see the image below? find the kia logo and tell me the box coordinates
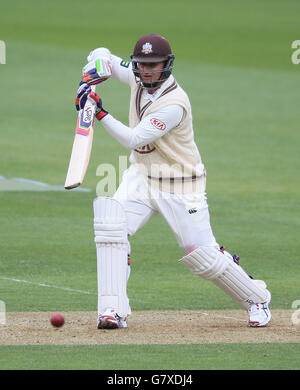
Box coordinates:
[150,118,166,131]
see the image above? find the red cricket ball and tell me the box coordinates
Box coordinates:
[50,313,65,328]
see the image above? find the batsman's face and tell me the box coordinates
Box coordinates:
[138,62,165,85]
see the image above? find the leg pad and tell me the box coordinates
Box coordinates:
[94,197,130,317]
[179,246,269,309]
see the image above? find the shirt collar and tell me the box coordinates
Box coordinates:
[145,75,175,102]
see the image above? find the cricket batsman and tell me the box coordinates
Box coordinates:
[75,34,272,329]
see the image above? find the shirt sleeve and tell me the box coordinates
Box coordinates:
[111,55,136,86]
[100,104,184,150]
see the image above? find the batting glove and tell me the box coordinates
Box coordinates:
[75,82,91,111]
[82,57,112,86]
[75,83,108,120]
[87,48,112,63]
[89,90,109,120]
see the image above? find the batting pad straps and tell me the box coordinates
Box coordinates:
[93,197,130,318]
[179,246,269,310]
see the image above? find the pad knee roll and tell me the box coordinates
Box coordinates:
[179,246,269,310]
[94,197,128,245]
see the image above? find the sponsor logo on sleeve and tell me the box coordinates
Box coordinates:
[120,60,130,68]
[150,118,166,131]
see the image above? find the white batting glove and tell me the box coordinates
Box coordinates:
[87,47,112,63]
[82,48,112,84]
[81,57,112,86]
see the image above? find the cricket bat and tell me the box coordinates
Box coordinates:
[64,86,96,190]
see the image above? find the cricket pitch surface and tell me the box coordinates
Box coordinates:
[0,310,299,345]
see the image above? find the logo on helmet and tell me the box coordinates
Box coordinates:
[142,42,153,55]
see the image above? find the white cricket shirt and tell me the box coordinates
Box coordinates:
[100,55,184,150]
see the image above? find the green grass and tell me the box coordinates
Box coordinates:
[0,190,298,312]
[1,0,299,70]
[0,0,300,370]
[0,191,299,312]
[0,344,299,370]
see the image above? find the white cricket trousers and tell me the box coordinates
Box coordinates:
[113,165,217,254]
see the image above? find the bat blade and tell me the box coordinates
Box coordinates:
[64,92,96,190]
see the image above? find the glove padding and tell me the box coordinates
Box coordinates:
[75,83,108,120]
[87,47,111,63]
[82,57,112,86]
[75,82,91,111]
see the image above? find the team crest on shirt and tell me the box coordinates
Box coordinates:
[142,42,153,55]
[150,118,166,131]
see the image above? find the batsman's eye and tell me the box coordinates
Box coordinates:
[138,62,157,69]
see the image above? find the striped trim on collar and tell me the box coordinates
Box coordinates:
[135,79,178,121]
